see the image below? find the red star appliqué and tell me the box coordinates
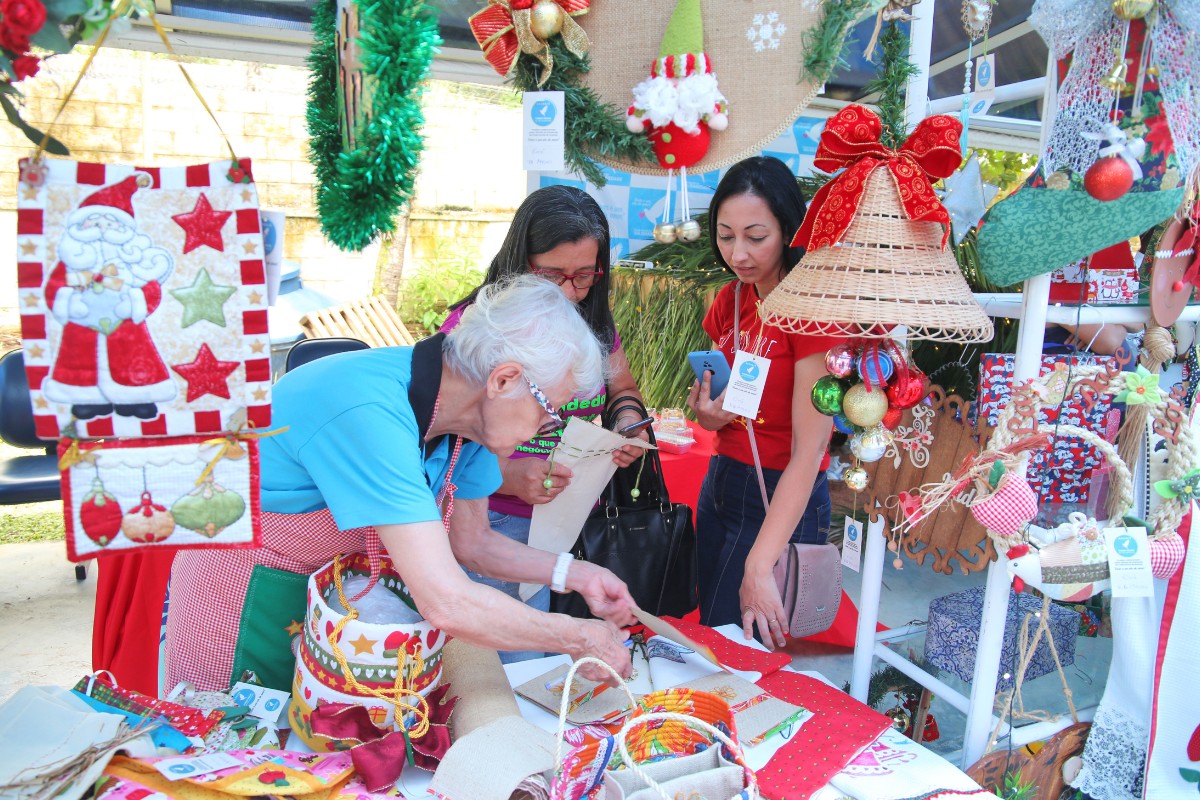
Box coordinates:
[172,344,239,401]
[172,193,232,254]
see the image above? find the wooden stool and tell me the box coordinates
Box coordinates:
[299,295,416,348]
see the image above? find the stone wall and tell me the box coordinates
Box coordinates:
[0,47,525,317]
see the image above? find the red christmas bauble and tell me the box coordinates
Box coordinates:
[886,368,927,410]
[80,479,122,547]
[649,122,711,170]
[882,407,904,429]
[1084,155,1134,202]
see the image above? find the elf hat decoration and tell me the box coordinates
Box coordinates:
[625,0,727,170]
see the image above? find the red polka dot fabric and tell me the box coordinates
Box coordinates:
[661,617,792,676]
[754,671,893,799]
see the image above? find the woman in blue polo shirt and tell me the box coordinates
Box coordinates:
[164,277,636,691]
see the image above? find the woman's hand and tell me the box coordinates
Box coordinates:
[501,457,573,505]
[567,619,633,685]
[570,561,637,626]
[739,567,789,650]
[687,373,737,431]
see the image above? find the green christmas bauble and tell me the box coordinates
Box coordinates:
[172,477,246,539]
[811,376,850,416]
[842,383,889,428]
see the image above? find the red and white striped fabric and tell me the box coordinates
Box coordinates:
[16,158,271,439]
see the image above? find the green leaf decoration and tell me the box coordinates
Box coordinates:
[988,460,1006,491]
[1122,514,1150,530]
[1180,767,1200,783]
[1115,366,1163,406]
[31,21,75,54]
[1155,479,1180,500]
[306,0,440,251]
[1155,468,1200,501]
[0,94,69,155]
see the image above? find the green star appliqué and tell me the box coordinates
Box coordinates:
[171,268,236,328]
[1115,366,1163,406]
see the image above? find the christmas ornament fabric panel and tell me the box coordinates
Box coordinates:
[17,159,272,440]
[59,434,261,562]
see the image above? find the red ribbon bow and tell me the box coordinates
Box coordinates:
[468,0,590,81]
[792,104,963,252]
[308,684,456,793]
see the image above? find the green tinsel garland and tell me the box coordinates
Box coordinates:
[305,0,440,251]
[863,22,919,149]
[512,39,654,188]
[801,0,874,86]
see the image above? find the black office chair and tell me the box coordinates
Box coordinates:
[284,337,370,373]
[0,350,84,578]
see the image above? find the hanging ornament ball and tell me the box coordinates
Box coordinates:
[882,407,904,430]
[811,376,850,416]
[678,219,703,242]
[1111,0,1156,20]
[886,707,912,733]
[825,343,857,378]
[543,477,554,490]
[630,488,641,499]
[849,426,892,464]
[842,383,889,428]
[844,467,869,493]
[80,478,123,548]
[171,477,247,539]
[529,0,565,39]
[121,491,176,544]
[1084,155,1135,202]
[855,351,894,384]
[886,367,928,410]
[653,222,678,244]
[893,557,905,570]
[832,413,859,435]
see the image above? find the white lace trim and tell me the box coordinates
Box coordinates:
[1071,688,1149,800]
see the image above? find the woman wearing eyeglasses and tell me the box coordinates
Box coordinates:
[442,185,645,661]
[165,277,636,692]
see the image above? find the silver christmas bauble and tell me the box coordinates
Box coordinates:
[844,467,869,493]
[849,425,892,463]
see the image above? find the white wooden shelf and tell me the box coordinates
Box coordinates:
[973,293,1200,325]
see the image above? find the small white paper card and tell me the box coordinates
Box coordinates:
[154,752,242,781]
[1104,526,1154,598]
[523,91,565,171]
[841,516,862,572]
[525,417,655,599]
[970,53,996,116]
[722,351,770,419]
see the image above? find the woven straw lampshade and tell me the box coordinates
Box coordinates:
[760,168,994,343]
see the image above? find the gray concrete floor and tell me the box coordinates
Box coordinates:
[0,542,96,704]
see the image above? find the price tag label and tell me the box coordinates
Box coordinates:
[1104,526,1154,598]
[154,752,242,781]
[523,91,565,172]
[231,682,291,724]
[841,516,862,572]
[970,53,997,116]
[721,351,771,419]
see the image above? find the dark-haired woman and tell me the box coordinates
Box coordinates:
[686,156,842,649]
[442,184,645,660]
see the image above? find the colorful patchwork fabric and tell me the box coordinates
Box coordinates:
[102,750,355,798]
[73,674,223,738]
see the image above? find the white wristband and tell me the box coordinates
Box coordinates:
[551,552,574,594]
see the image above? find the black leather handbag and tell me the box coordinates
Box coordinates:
[551,397,699,619]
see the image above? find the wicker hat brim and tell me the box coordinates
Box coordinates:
[576,0,825,176]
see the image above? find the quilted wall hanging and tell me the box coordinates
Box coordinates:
[59,434,261,562]
[16,159,272,440]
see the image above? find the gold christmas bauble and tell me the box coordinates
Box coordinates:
[653,222,678,244]
[842,383,889,428]
[1111,0,1155,19]
[845,467,869,493]
[530,0,565,39]
[886,706,912,733]
[678,219,703,242]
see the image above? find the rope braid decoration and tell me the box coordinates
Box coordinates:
[329,554,434,739]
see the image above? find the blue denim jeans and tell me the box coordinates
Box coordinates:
[696,455,830,628]
[464,510,550,663]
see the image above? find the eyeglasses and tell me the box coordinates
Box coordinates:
[524,375,567,436]
[529,262,604,289]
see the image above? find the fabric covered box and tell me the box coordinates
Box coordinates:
[923,587,1080,689]
[976,353,1117,507]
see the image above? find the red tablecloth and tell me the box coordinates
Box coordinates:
[657,421,879,648]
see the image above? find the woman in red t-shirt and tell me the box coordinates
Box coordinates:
[686,157,841,648]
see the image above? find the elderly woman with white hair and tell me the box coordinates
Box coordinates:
[164,276,636,691]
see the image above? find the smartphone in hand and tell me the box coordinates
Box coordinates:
[618,418,654,437]
[687,350,732,399]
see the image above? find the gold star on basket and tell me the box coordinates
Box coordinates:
[349,633,377,655]
[285,619,304,637]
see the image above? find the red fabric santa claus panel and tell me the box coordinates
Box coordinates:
[16,159,271,439]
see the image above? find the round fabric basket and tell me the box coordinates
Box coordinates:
[759,168,994,343]
[288,552,446,751]
[575,0,825,175]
